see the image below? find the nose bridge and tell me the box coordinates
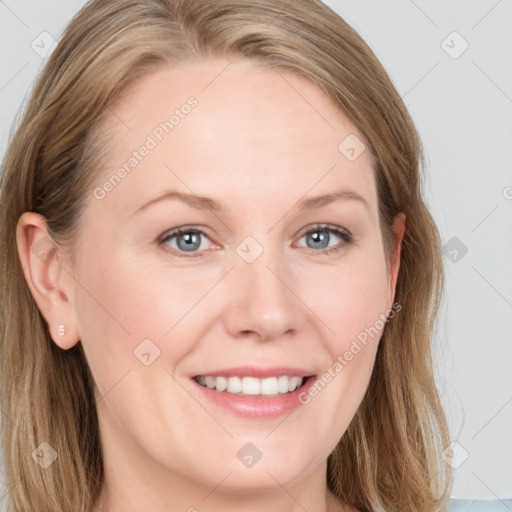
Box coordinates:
[226,235,301,339]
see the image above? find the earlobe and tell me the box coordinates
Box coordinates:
[16,212,80,350]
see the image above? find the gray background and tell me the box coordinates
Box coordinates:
[1,0,511,502]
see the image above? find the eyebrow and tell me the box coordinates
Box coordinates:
[131,189,370,216]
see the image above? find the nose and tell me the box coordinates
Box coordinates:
[224,245,304,342]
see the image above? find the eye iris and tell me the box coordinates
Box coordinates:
[177,232,201,252]
[307,230,329,249]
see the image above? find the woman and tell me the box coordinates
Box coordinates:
[0,1,453,510]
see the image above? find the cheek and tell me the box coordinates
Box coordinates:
[289,260,389,453]
[72,244,218,390]
[297,249,389,403]
[304,251,390,348]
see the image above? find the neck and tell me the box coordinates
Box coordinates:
[94,485,345,512]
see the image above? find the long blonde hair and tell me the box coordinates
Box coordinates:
[0,1,452,510]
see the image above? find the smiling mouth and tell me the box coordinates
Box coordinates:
[192,374,314,397]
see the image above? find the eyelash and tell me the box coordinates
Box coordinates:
[157,224,353,259]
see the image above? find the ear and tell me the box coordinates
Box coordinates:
[386,212,406,310]
[16,212,80,350]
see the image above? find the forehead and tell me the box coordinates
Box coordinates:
[88,57,377,219]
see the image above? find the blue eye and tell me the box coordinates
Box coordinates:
[159,228,211,256]
[296,224,353,255]
[157,224,352,259]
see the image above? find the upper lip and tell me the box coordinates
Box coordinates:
[192,365,315,379]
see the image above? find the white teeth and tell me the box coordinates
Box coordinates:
[261,377,278,395]
[288,376,302,392]
[277,375,289,393]
[242,377,260,395]
[215,376,227,392]
[226,376,242,393]
[204,376,216,389]
[195,375,306,395]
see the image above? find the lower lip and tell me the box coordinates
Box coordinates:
[191,376,317,418]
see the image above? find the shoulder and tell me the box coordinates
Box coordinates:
[449,499,512,511]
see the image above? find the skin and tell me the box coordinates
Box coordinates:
[17,56,405,512]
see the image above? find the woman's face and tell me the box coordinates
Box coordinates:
[56,57,404,501]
